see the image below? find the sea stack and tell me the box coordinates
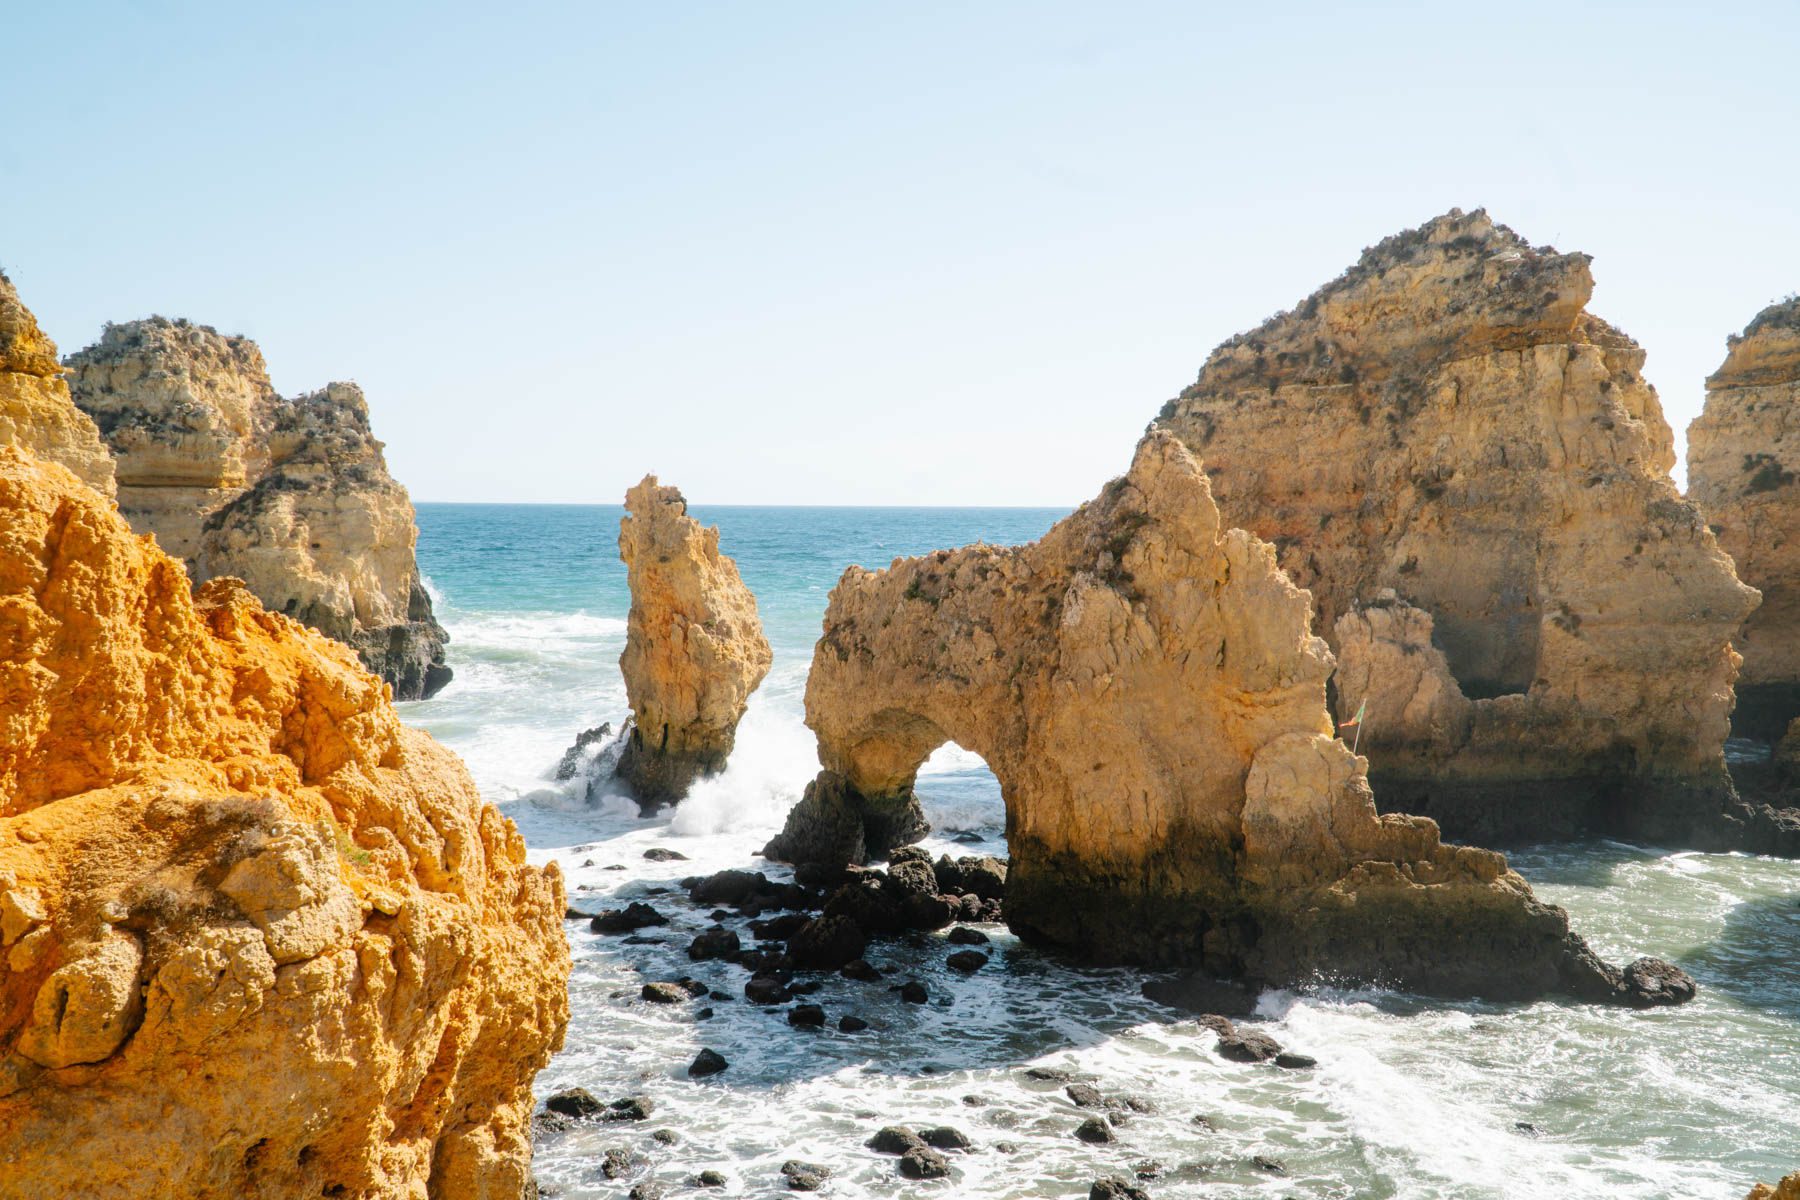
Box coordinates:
[0,446,569,1198]
[65,318,453,699]
[615,474,772,805]
[1688,297,1800,743]
[1155,209,1761,849]
[765,431,1689,1004]
[0,271,116,495]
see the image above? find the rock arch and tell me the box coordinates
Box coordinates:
[767,432,1686,1002]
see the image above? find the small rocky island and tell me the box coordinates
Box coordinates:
[614,474,772,805]
[65,318,453,699]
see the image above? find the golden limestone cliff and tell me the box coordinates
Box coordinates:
[0,272,116,497]
[1155,209,1766,849]
[615,475,772,805]
[65,318,452,699]
[1750,1173,1800,1200]
[1689,297,1800,743]
[764,432,1691,1002]
[0,447,568,1199]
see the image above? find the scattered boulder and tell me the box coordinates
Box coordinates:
[841,958,883,981]
[788,1004,827,1028]
[1620,957,1697,1007]
[789,915,868,970]
[1140,973,1260,1017]
[628,1182,666,1200]
[604,1097,655,1122]
[644,847,689,862]
[1274,1052,1317,1070]
[1066,1083,1105,1108]
[592,903,669,934]
[545,1088,604,1119]
[1216,1030,1283,1064]
[867,1127,926,1155]
[1091,1178,1152,1200]
[694,1171,728,1189]
[745,976,791,1006]
[839,1014,869,1032]
[640,982,693,1005]
[1074,1117,1115,1145]
[946,949,989,973]
[899,981,929,1004]
[947,926,990,946]
[899,1146,951,1179]
[919,1127,971,1151]
[690,869,770,906]
[688,1049,729,1078]
[687,926,742,961]
[780,1160,831,1191]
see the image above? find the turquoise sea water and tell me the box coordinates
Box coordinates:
[405,502,1800,1200]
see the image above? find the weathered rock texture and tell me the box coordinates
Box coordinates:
[0,446,568,1199]
[0,272,116,496]
[615,475,771,805]
[66,318,452,699]
[765,431,1686,1002]
[1689,297,1800,742]
[1750,1172,1800,1200]
[1155,209,1761,848]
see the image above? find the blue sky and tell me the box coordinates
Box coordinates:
[5,2,1797,504]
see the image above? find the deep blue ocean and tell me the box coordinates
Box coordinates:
[402,502,1799,1200]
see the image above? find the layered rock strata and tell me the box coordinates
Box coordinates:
[0,272,116,495]
[1156,209,1761,848]
[615,475,772,805]
[65,318,452,699]
[0,446,568,1198]
[765,431,1688,1002]
[1688,297,1800,742]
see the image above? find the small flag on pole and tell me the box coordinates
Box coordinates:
[1338,698,1366,729]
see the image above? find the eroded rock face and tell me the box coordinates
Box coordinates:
[0,446,568,1199]
[1689,297,1800,742]
[1156,209,1759,847]
[65,318,452,699]
[0,272,116,496]
[1750,1172,1800,1200]
[615,475,771,805]
[765,431,1681,1001]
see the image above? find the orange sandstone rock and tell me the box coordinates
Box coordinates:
[615,474,771,805]
[0,446,568,1199]
[0,271,116,497]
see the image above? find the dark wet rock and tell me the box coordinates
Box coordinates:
[591,903,669,933]
[1090,1178,1151,1200]
[651,1128,679,1145]
[824,874,906,936]
[621,935,665,946]
[752,912,810,941]
[1074,1117,1114,1144]
[1190,1115,1217,1131]
[946,949,989,973]
[737,948,792,975]
[1119,1096,1157,1115]
[867,1127,926,1155]
[780,1160,831,1191]
[532,1108,574,1138]
[788,1003,827,1028]
[1066,1083,1105,1108]
[694,1171,727,1188]
[953,893,983,920]
[643,847,689,861]
[899,1146,951,1179]
[888,858,939,897]
[688,1048,729,1078]
[601,1147,641,1178]
[947,926,990,946]
[1024,1066,1074,1082]
[1252,1155,1286,1175]
[544,1087,604,1119]
[1274,1052,1317,1070]
[789,915,868,970]
[628,1182,666,1200]
[919,1127,971,1151]
[961,1094,985,1107]
[1514,1121,1539,1136]
[1189,1014,1237,1038]
[888,846,934,867]
[1131,1161,1163,1179]
[903,892,956,929]
[790,980,824,996]
[1216,1029,1283,1063]
[690,869,770,906]
[641,982,690,1005]
[898,981,929,1004]
[695,1007,714,1020]
[745,975,791,1005]
[687,926,742,961]
[1620,957,1697,1007]
[956,856,1008,900]
[995,1141,1019,1154]
[953,830,986,844]
[553,722,613,780]
[1140,972,1260,1017]
[839,1014,869,1032]
[793,860,849,889]
[605,1096,655,1122]
[978,898,1004,922]
[604,864,628,871]
[563,906,590,921]
[840,958,882,981]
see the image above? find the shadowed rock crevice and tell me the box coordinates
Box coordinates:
[765,431,1687,1004]
[1155,208,1762,851]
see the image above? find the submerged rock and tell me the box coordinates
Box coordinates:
[0,449,567,1197]
[614,475,772,805]
[66,318,454,698]
[1157,209,1757,850]
[780,1160,831,1191]
[553,722,615,781]
[899,1146,951,1178]
[763,430,1676,1003]
[688,1048,729,1078]
[1091,1178,1152,1200]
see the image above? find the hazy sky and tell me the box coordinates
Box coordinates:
[5,2,1797,504]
